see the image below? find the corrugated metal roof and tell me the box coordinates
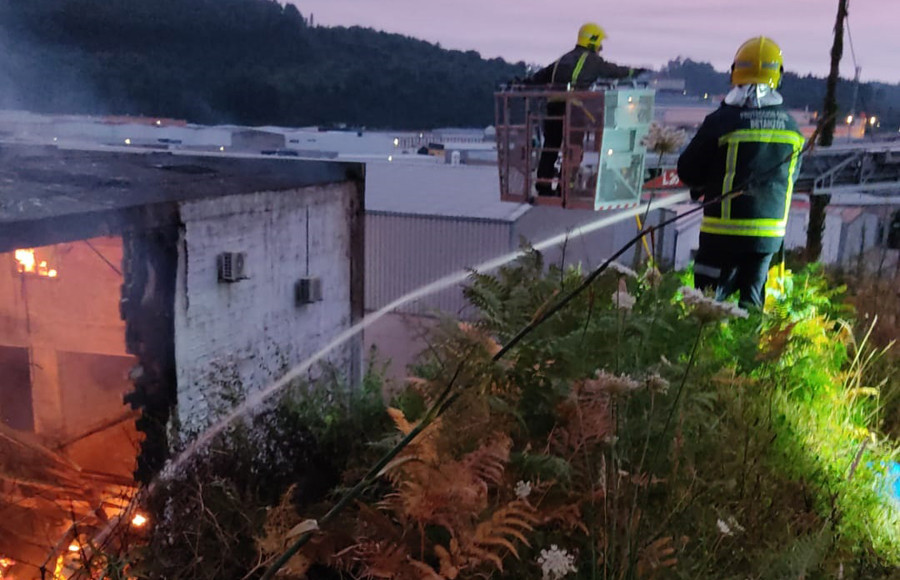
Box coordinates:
[365,163,530,222]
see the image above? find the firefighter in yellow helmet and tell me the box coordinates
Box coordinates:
[526,23,643,196]
[677,37,805,308]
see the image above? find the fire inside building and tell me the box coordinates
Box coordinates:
[0,144,364,579]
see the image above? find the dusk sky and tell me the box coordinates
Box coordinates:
[290,0,899,84]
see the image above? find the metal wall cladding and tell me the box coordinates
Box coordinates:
[365,213,512,317]
[513,205,643,272]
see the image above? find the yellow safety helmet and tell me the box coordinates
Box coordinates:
[577,22,606,52]
[731,36,784,88]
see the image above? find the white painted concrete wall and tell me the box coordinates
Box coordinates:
[174,184,357,433]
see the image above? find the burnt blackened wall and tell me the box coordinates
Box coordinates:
[122,219,179,483]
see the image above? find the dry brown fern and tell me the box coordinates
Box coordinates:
[461,434,511,487]
[552,380,613,453]
[350,541,412,579]
[256,485,315,577]
[538,501,590,535]
[636,536,678,579]
[463,500,539,572]
[457,322,503,358]
[386,406,442,467]
[307,406,538,579]
[381,411,512,533]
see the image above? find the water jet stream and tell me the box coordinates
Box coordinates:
[159,191,690,481]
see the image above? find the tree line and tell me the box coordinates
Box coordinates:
[661,57,900,132]
[0,0,526,129]
[0,0,896,131]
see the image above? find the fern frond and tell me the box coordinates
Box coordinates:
[352,541,410,579]
[466,544,505,571]
[462,434,511,486]
[434,541,462,579]
[465,501,538,570]
[388,406,415,434]
[637,536,678,579]
[406,557,444,579]
[385,407,441,466]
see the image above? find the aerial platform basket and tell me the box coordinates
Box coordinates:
[495,84,655,210]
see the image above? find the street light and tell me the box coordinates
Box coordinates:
[846,115,854,141]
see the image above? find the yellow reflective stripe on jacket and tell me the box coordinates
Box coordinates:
[703,217,787,227]
[700,217,787,237]
[721,141,740,218]
[571,53,589,85]
[718,129,806,149]
[704,128,804,238]
[700,223,786,237]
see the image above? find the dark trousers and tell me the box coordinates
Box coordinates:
[694,246,774,309]
[537,118,563,195]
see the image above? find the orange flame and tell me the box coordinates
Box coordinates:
[14,249,36,273]
[14,249,58,278]
[0,559,13,580]
[52,554,65,580]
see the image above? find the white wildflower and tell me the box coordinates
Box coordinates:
[514,480,533,500]
[538,545,578,580]
[644,372,670,395]
[611,289,636,311]
[593,370,642,396]
[608,261,638,279]
[716,516,744,536]
[641,123,687,155]
[680,286,749,323]
[726,515,745,534]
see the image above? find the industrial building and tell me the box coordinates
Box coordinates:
[0,144,364,577]
[363,161,673,383]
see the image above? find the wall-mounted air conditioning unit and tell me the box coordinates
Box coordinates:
[217,252,248,283]
[295,277,323,305]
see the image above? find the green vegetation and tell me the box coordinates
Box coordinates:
[82,250,900,579]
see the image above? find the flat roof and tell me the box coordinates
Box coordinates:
[365,162,530,222]
[0,144,362,226]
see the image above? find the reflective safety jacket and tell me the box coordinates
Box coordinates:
[527,46,634,89]
[677,104,805,253]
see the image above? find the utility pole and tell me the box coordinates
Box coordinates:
[807,0,848,262]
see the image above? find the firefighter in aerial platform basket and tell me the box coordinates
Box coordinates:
[525,23,643,197]
[677,36,805,308]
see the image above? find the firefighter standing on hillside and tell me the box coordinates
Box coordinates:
[526,23,640,196]
[677,37,805,308]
